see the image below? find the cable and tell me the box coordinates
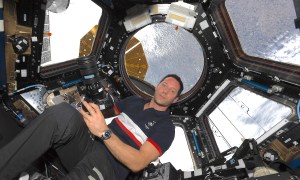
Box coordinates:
[8,84,46,96]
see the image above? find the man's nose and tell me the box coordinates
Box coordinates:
[162,87,169,94]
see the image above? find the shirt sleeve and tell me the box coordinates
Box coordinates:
[146,119,175,156]
[114,96,136,115]
[114,96,137,115]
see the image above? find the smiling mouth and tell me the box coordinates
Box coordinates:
[159,94,166,99]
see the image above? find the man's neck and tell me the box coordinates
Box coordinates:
[144,99,168,112]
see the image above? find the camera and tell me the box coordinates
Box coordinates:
[77,56,114,111]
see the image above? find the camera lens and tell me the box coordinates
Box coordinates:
[77,56,105,100]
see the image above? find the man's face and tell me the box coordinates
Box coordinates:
[153,77,180,107]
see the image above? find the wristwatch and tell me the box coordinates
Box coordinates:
[100,129,112,140]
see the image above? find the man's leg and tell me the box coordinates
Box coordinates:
[0,102,92,179]
[63,145,118,180]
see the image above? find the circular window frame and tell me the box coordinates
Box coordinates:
[119,21,208,104]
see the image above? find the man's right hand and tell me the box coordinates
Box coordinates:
[80,101,109,138]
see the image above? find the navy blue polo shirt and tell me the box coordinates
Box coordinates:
[107,96,175,179]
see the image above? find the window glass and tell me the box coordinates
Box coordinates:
[160,126,194,171]
[208,87,291,153]
[226,0,300,65]
[125,23,205,94]
[41,0,102,66]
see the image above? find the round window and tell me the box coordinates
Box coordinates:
[123,23,205,99]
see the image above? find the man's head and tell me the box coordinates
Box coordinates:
[159,74,183,97]
[153,74,184,108]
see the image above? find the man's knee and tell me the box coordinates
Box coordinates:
[46,102,76,114]
[43,102,83,128]
[46,103,85,144]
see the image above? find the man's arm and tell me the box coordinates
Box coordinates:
[104,134,159,172]
[80,101,160,172]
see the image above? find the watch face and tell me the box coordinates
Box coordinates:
[104,131,110,137]
[101,129,112,140]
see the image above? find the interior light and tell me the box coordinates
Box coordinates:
[165,1,197,30]
[149,4,170,15]
[123,5,152,32]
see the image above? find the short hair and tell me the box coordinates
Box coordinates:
[159,74,184,97]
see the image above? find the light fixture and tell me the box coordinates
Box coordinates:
[165,1,197,30]
[123,5,152,32]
